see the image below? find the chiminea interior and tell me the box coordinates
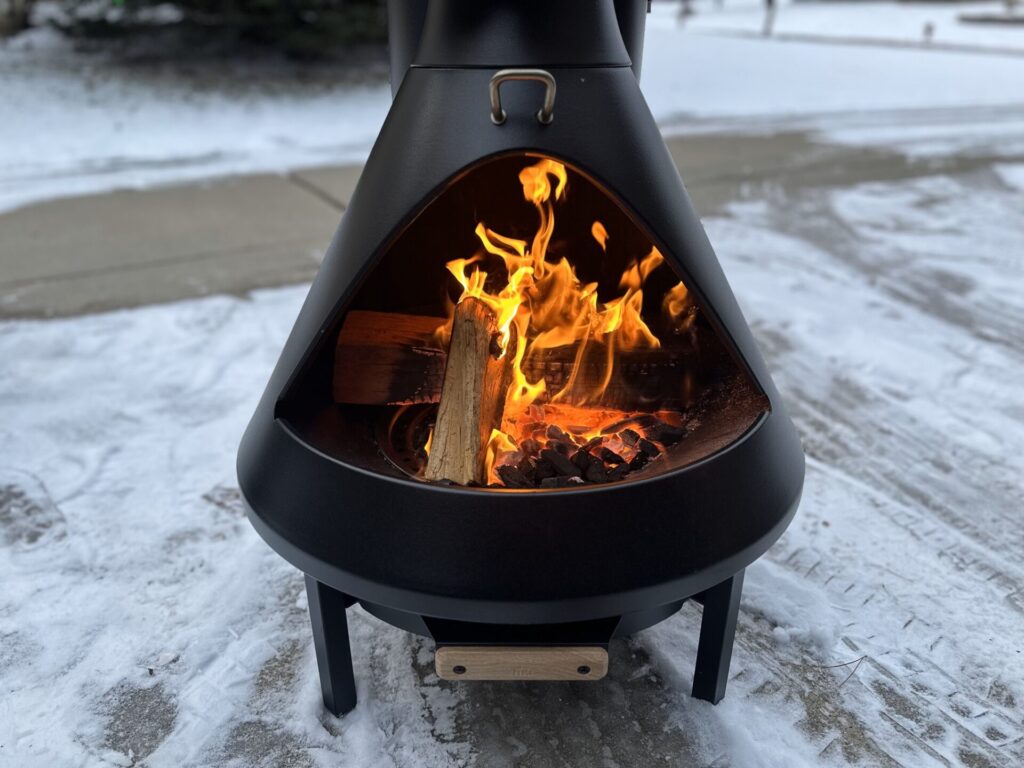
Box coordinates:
[281,153,768,489]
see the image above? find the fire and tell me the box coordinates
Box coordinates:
[663,280,696,332]
[431,157,678,484]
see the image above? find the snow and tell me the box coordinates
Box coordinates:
[3,6,1024,212]
[3,156,1022,766]
[642,20,1024,123]
[0,27,392,215]
[996,161,1024,190]
[741,560,838,654]
[642,19,1024,156]
[662,0,1024,52]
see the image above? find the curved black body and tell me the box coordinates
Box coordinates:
[613,0,649,77]
[386,0,428,96]
[238,0,804,713]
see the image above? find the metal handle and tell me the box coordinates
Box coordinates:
[489,69,556,126]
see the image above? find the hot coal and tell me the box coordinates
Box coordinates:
[550,439,572,456]
[541,448,582,478]
[607,464,631,482]
[502,450,526,467]
[571,449,598,471]
[599,447,625,465]
[521,438,541,456]
[483,413,691,489]
[533,457,557,481]
[637,438,661,457]
[496,465,533,488]
[645,423,686,446]
[600,414,657,434]
[546,425,569,442]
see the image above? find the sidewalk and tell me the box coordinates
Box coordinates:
[0,167,360,318]
[0,130,1005,319]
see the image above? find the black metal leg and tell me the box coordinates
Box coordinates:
[305,575,357,716]
[691,569,745,704]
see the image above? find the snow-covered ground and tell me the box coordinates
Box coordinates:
[2,150,1022,766]
[0,28,392,215]
[665,0,1024,51]
[3,4,1024,213]
[642,30,1024,158]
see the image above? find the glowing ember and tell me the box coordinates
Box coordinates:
[426,157,691,486]
[489,403,688,488]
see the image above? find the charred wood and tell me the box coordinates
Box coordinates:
[333,310,707,407]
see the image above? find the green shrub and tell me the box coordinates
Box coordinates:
[1,0,33,36]
[46,0,388,57]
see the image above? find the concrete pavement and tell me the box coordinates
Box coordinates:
[3,131,1004,319]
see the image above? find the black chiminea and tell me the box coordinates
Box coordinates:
[238,0,804,716]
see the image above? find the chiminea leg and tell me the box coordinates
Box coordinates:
[691,569,745,704]
[304,575,357,716]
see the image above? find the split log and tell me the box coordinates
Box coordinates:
[333,310,711,408]
[424,298,516,486]
[333,310,447,405]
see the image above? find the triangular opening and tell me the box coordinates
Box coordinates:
[281,152,768,490]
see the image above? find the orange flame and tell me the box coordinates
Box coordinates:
[663,281,696,332]
[437,158,676,484]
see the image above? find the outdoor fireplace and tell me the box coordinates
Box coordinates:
[238,0,804,716]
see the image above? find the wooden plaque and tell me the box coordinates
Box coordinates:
[435,646,608,681]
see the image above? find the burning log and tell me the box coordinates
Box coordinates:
[424,298,516,486]
[333,310,708,407]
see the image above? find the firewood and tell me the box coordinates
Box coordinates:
[333,310,707,407]
[424,298,517,486]
[333,311,446,405]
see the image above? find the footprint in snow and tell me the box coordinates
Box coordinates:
[0,469,67,550]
